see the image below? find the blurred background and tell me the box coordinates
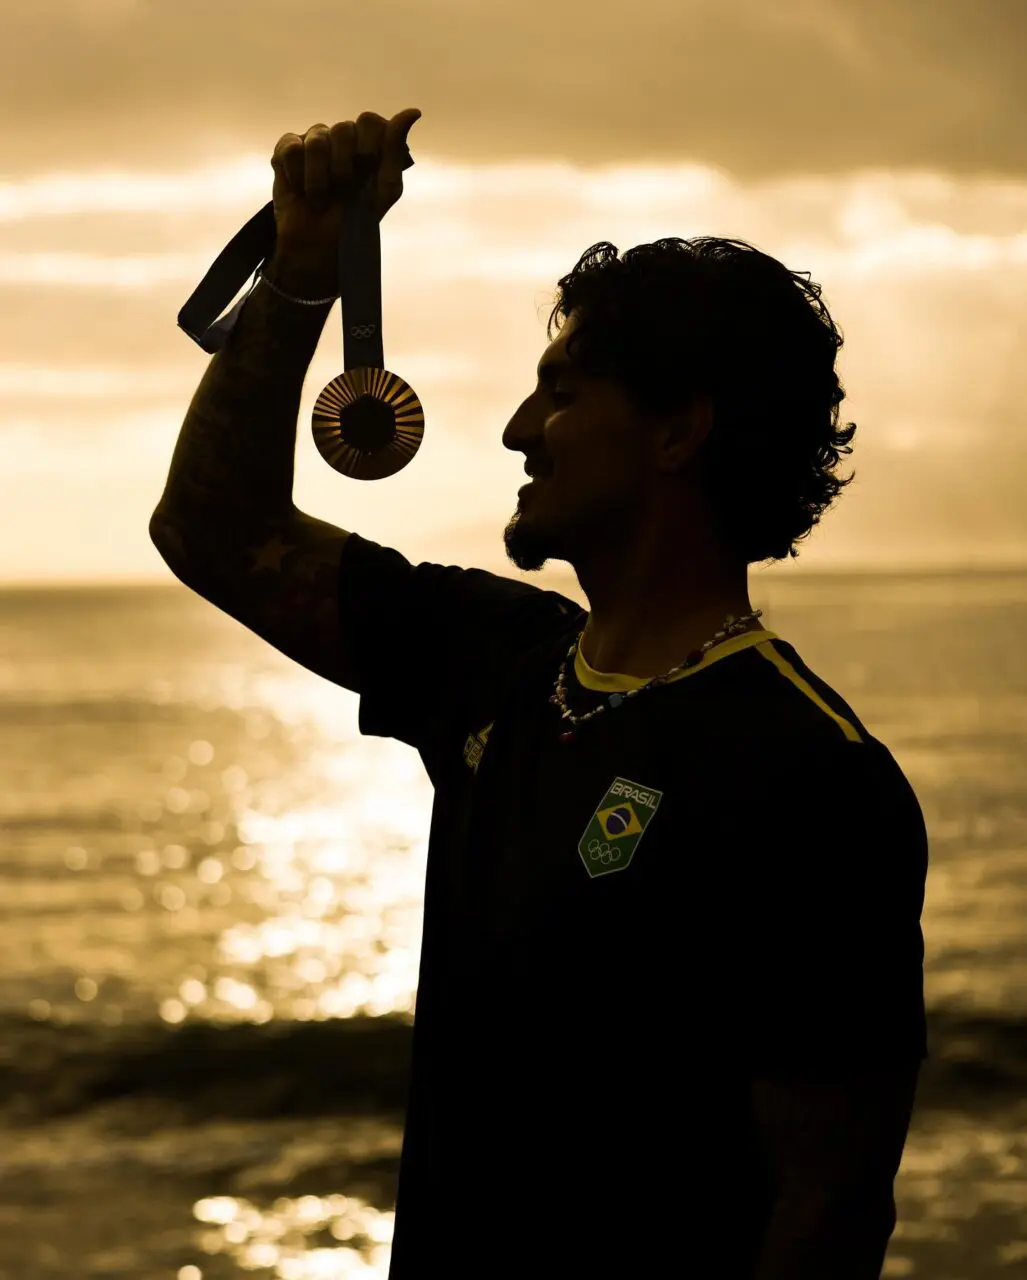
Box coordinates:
[1,1,1026,1276]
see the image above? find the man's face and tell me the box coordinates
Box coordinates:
[501,310,655,573]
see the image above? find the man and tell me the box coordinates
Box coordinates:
[151,119,927,1279]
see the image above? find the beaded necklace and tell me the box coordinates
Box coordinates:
[549,610,764,742]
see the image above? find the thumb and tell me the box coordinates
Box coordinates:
[375,108,421,217]
[384,107,421,172]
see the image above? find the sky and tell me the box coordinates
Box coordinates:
[1,0,1026,587]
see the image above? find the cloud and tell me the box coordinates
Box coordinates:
[1,151,1025,576]
[1,0,1024,182]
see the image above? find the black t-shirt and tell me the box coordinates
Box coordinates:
[336,533,929,1279]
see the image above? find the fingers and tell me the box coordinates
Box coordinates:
[328,120,357,186]
[305,114,384,199]
[303,123,331,202]
[271,111,421,200]
[271,130,304,193]
[353,111,389,173]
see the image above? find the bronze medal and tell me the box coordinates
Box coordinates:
[311,156,423,479]
[177,144,423,480]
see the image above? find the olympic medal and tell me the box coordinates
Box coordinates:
[312,365,424,479]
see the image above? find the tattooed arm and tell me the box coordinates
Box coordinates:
[750,1064,921,1279]
[150,255,359,688]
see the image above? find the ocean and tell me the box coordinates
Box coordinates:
[0,569,1025,1279]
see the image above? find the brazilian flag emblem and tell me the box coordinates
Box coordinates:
[577,776,664,879]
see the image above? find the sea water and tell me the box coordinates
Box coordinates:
[0,570,1024,1278]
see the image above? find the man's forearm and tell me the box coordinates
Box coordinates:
[753,1189,897,1280]
[153,254,337,531]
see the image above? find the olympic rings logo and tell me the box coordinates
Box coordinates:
[587,837,623,865]
[349,323,378,339]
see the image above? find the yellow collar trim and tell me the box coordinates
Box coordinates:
[574,629,781,692]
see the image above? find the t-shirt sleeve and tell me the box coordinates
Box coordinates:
[335,531,582,763]
[740,738,929,1072]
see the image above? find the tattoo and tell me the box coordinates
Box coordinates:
[753,1192,897,1280]
[750,1066,919,1198]
[747,1066,919,1278]
[155,263,335,531]
[151,506,352,684]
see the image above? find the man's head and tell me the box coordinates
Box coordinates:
[502,236,856,578]
[501,308,718,575]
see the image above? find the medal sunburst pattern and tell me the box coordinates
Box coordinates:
[312,366,424,479]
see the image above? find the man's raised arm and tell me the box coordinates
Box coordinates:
[149,111,420,687]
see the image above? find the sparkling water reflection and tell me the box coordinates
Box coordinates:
[192,1192,395,1278]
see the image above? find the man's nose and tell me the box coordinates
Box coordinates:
[502,394,543,454]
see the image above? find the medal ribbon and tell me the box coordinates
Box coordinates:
[177,147,423,480]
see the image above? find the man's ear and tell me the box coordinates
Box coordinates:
[654,393,715,474]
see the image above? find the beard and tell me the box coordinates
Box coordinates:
[501,483,644,573]
[502,505,553,571]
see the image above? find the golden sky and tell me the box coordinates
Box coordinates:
[1,0,1025,585]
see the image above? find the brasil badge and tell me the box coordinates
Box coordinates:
[577,776,664,879]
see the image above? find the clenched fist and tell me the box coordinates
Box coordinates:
[267,108,421,295]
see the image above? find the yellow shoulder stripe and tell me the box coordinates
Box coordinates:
[573,631,863,742]
[755,641,863,742]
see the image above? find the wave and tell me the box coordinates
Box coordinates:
[1,1006,1025,1128]
[0,1015,413,1126]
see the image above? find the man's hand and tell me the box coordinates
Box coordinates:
[269,108,422,291]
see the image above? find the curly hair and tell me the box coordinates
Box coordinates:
[545,237,857,566]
